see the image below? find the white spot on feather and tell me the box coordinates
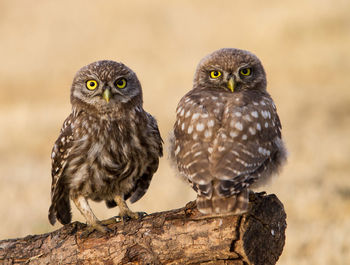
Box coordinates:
[204,130,212,138]
[235,122,243,131]
[207,120,215,127]
[196,123,204,132]
[256,123,261,131]
[251,111,258,118]
[230,131,238,138]
[174,145,181,155]
[192,113,200,120]
[188,125,193,134]
[249,127,256,135]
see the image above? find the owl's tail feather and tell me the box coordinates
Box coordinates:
[196,189,249,215]
[48,191,72,225]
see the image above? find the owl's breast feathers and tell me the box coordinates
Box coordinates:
[51,107,162,202]
[172,89,286,199]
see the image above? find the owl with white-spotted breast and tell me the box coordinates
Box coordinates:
[170,48,287,215]
[49,60,163,233]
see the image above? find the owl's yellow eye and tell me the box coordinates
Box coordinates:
[210,70,222,79]
[239,68,252,76]
[115,78,127,89]
[86,80,98,90]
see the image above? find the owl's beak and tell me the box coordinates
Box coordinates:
[227,77,235,93]
[103,88,111,103]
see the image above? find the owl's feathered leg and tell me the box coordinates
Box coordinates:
[114,195,140,221]
[72,196,111,236]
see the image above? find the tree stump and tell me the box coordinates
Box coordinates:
[0,193,286,265]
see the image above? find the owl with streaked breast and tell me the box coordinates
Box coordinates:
[48,60,163,233]
[170,48,287,215]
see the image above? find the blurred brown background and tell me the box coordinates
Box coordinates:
[0,0,349,264]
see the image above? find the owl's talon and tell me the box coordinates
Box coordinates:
[137,211,148,218]
[115,211,145,223]
[80,222,111,238]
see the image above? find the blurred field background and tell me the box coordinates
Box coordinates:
[0,0,349,264]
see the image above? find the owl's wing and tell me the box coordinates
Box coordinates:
[128,112,163,203]
[210,96,283,197]
[171,92,217,198]
[48,114,75,225]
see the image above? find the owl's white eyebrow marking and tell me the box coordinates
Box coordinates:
[235,122,243,131]
[196,123,204,132]
[251,111,258,118]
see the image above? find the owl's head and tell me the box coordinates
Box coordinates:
[70,60,142,112]
[193,48,267,93]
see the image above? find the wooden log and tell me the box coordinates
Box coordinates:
[0,193,286,265]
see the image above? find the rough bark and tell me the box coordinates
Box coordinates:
[0,193,286,265]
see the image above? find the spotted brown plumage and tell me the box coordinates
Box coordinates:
[170,48,287,215]
[49,60,163,232]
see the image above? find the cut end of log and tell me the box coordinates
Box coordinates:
[0,192,286,265]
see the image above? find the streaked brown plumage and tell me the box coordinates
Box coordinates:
[49,60,163,232]
[170,48,287,215]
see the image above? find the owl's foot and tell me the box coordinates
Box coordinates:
[115,211,147,222]
[80,221,112,238]
[114,195,146,223]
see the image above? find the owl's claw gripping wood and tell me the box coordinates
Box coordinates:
[114,195,146,222]
[115,211,148,222]
[80,221,112,238]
